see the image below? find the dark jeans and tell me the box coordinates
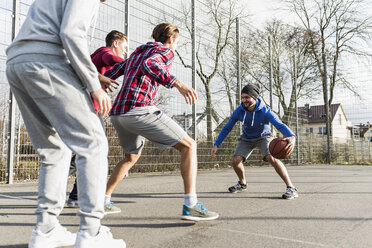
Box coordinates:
[68,155,78,201]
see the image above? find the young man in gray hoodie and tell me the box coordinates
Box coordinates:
[6,0,125,247]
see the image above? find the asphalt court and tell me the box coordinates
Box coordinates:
[1,165,372,248]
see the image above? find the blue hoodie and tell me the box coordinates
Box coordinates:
[214,97,295,147]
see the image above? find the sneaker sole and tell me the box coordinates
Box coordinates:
[181,214,219,221]
[282,194,299,200]
[29,241,75,248]
[229,189,247,193]
[104,210,121,215]
[75,238,126,248]
[29,237,76,248]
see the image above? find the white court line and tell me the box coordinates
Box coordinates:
[207,227,335,247]
[0,193,36,201]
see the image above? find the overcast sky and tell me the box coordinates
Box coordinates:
[0,0,371,124]
[243,0,372,125]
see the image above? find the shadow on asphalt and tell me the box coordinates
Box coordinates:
[112,191,372,199]
[113,192,283,200]
[0,221,195,229]
[0,245,27,248]
[0,223,35,227]
[0,205,35,209]
[216,216,372,221]
[0,192,38,197]
[115,215,372,222]
[108,222,196,228]
[0,212,34,216]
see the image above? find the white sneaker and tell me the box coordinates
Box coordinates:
[75,225,126,248]
[28,222,76,248]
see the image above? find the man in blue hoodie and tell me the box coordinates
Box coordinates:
[211,83,298,199]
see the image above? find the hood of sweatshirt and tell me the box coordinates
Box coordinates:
[136,41,164,51]
[133,42,174,58]
[239,97,265,127]
[239,97,265,112]
[90,46,110,59]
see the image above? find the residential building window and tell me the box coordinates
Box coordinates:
[318,127,327,135]
[306,128,313,133]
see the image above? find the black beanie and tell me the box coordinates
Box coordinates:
[241,83,260,100]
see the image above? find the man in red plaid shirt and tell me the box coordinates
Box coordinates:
[103,23,218,221]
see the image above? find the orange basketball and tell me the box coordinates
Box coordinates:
[269,137,292,159]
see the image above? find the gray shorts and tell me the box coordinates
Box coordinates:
[234,135,272,161]
[110,110,187,154]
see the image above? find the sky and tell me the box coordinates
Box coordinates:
[242,0,372,125]
[0,0,371,125]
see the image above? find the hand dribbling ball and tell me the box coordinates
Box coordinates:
[269,137,292,159]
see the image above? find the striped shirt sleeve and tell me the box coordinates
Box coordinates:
[104,60,127,80]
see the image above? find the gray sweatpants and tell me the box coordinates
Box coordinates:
[6,54,108,232]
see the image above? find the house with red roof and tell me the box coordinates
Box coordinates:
[299,103,353,143]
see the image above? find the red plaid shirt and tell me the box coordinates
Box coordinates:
[105,42,177,115]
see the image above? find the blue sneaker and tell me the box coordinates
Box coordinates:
[182,202,219,221]
[104,201,121,215]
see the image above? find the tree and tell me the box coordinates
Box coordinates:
[286,0,372,133]
[239,20,320,125]
[175,0,245,144]
[217,53,238,115]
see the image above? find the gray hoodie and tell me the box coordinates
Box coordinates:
[6,0,101,93]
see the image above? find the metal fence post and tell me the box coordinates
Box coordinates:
[268,36,273,133]
[124,0,130,177]
[124,0,130,56]
[7,0,20,184]
[191,0,197,140]
[236,17,241,135]
[293,54,300,165]
[2,119,6,168]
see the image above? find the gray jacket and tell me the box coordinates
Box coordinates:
[6,0,101,92]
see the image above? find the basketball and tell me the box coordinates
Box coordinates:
[269,137,292,159]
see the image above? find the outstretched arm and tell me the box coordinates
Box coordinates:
[211,145,218,160]
[104,60,127,80]
[102,52,125,66]
[267,110,295,138]
[173,80,197,104]
[213,110,239,148]
[267,110,296,153]
[98,73,119,92]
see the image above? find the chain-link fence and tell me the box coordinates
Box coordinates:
[1,0,371,183]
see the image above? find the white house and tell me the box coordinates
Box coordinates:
[299,103,353,143]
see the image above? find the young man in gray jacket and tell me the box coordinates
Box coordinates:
[6,0,125,247]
